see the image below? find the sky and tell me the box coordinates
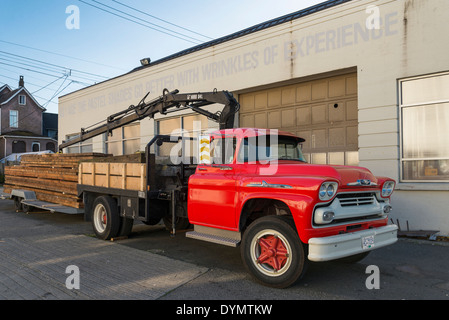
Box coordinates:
[0,0,324,114]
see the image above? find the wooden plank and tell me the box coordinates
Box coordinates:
[3,184,82,208]
[78,162,146,191]
[5,176,78,195]
[3,184,80,200]
[140,165,145,192]
[5,167,78,182]
[122,163,126,189]
[78,163,83,184]
[105,163,110,188]
[79,153,145,163]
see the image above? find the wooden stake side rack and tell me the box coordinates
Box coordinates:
[78,162,146,192]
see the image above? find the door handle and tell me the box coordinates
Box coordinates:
[211,164,232,171]
[198,166,232,171]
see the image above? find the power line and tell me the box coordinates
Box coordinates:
[111,0,213,40]
[0,39,126,72]
[0,74,80,108]
[91,0,208,43]
[0,79,59,105]
[0,68,84,93]
[0,51,109,81]
[0,73,68,97]
[0,55,94,108]
[0,52,108,85]
[32,76,67,95]
[0,56,66,76]
[0,61,65,79]
[78,0,203,44]
[0,58,96,87]
[42,77,73,108]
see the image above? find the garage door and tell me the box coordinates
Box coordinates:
[239,73,358,166]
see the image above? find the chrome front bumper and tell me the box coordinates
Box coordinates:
[307,224,398,262]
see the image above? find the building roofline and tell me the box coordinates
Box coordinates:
[0,84,12,92]
[0,87,46,110]
[59,0,352,99]
[1,134,57,141]
[129,0,352,73]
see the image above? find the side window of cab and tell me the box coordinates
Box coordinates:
[210,137,237,164]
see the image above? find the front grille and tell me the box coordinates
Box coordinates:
[336,192,376,207]
[313,191,384,228]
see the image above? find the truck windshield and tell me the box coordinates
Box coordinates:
[237,135,306,163]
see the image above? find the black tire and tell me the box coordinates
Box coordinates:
[118,217,134,237]
[162,216,191,231]
[22,203,32,214]
[337,251,370,263]
[241,216,307,288]
[142,218,161,226]
[91,196,120,240]
[14,197,23,212]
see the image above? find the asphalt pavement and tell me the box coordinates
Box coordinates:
[0,195,207,300]
[0,190,448,303]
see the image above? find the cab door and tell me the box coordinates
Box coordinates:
[188,137,238,229]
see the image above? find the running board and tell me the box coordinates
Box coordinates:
[186,225,241,247]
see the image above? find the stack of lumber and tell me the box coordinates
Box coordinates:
[3,153,111,208]
[80,152,145,164]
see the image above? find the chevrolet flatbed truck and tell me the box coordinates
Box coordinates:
[24,89,400,288]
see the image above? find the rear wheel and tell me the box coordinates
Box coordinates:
[118,217,134,237]
[92,196,120,240]
[14,197,23,212]
[22,203,32,213]
[241,216,307,288]
[337,251,370,263]
[163,216,191,231]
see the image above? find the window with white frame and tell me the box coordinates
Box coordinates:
[32,142,40,152]
[10,110,18,128]
[105,123,140,156]
[65,133,93,154]
[400,72,449,182]
[156,114,212,163]
[19,95,26,105]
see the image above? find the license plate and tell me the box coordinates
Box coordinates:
[362,235,375,250]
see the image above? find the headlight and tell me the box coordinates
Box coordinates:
[381,181,395,198]
[319,181,338,201]
[314,210,335,224]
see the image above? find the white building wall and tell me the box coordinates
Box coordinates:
[59,0,449,235]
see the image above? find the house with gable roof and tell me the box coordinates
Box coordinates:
[0,76,58,159]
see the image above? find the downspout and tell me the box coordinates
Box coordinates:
[1,136,6,160]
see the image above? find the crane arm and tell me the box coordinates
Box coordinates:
[59,89,239,150]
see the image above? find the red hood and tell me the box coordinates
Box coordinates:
[255,162,377,187]
[329,165,377,187]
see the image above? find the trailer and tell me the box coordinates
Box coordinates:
[7,189,84,214]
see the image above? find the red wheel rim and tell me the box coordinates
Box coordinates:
[257,235,288,271]
[250,229,293,277]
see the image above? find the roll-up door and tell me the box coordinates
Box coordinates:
[239,73,358,165]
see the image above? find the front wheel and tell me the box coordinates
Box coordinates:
[241,216,307,288]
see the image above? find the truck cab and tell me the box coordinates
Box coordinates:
[186,128,397,288]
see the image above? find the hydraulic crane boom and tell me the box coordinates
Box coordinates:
[59,89,240,150]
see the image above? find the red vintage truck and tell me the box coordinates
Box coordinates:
[49,90,398,288]
[186,127,397,288]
